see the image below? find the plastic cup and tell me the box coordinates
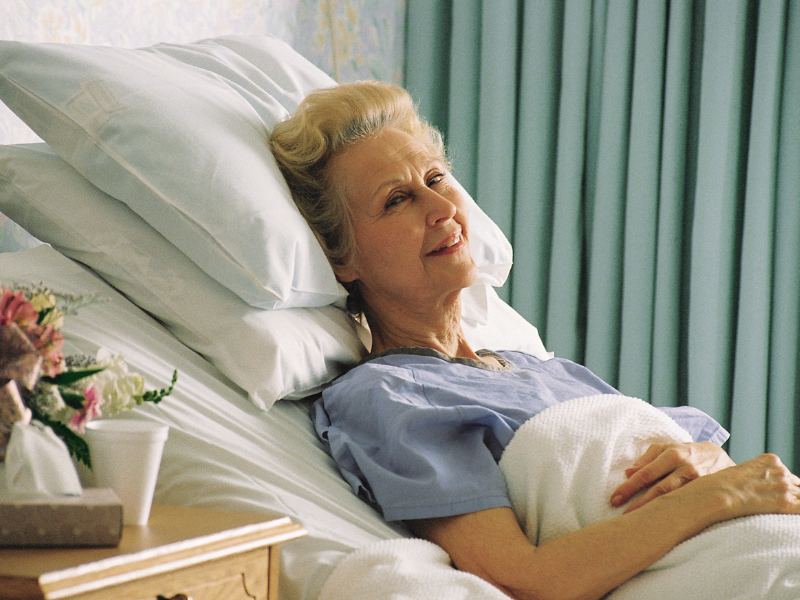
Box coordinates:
[85,419,169,525]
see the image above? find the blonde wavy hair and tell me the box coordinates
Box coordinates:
[268,81,446,313]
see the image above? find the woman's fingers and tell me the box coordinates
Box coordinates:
[611,442,735,511]
[621,472,689,513]
[613,450,800,519]
[623,444,664,478]
[611,443,692,507]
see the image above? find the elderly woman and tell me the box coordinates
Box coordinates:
[269,81,800,600]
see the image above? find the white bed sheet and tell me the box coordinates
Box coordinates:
[1,245,405,600]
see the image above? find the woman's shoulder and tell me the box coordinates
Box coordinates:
[366,346,531,370]
[321,348,429,404]
[342,347,549,377]
[336,347,437,379]
[322,346,511,405]
[324,347,544,398]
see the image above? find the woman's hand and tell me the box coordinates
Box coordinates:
[611,441,736,513]
[695,453,800,519]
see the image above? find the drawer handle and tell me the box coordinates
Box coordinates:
[157,595,193,600]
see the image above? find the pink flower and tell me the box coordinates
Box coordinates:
[0,288,38,329]
[30,324,65,377]
[68,384,105,433]
[0,288,65,376]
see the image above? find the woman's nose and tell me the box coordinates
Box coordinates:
[424,188,457,227]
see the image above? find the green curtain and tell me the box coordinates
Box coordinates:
[405,0,800,470]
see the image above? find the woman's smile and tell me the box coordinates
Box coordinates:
[427,232,465,256]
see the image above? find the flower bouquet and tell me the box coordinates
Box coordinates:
[0,284,176,468]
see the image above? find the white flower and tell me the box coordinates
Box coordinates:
[84,349,145,417]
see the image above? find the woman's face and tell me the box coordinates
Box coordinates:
[330,127,477,312]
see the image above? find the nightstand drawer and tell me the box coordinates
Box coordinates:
[146,547,272,600]
[67,547,272,600]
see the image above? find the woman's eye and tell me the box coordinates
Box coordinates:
[385,195,405,209]
[427,173,445,187]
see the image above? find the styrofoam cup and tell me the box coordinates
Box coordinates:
[85,419,169,525]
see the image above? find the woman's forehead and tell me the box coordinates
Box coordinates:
[334,129,440,197]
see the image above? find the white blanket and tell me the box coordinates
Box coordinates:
[318,538,509,600]
[500,394,800,600]
[319,395,800,600]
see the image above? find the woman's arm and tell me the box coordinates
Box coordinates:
[410,454,800,600]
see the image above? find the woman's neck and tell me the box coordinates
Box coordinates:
[364,292,483,361]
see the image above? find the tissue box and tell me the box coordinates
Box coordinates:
[0,488,123,547]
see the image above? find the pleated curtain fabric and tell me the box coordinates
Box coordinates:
[405,0,800,470]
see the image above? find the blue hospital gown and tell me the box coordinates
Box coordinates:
[314,348,729,522]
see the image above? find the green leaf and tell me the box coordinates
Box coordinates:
[41,367,105,386]
[58,389,87,410]
[136,370,178,404]
[28,406,92,469]
[36,306,55,326]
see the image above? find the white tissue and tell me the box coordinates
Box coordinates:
[4,420,82,496]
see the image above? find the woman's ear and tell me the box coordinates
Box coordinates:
[335,267,359,284]
[334,257,359,284]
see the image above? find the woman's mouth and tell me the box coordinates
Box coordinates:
[428,234,463,256]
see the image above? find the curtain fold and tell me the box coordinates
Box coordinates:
[768,0,800,471]
[405,0,799,470]
[729,0,785,462]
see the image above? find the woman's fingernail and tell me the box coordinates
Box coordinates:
[611,494,623,506]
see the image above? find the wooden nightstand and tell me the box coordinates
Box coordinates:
[0,504,307,600]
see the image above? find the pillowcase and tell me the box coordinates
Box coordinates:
[0,35,512,308]
[0,143,546,408]
[0,143,361,408]
[460,283,551,359]
[0,35,337,309]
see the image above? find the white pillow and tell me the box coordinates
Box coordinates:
[460,283,551,359]
[0,144,362,408]
[0,35,339,309]
[0,35,512,308]
[0,144,546,408]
